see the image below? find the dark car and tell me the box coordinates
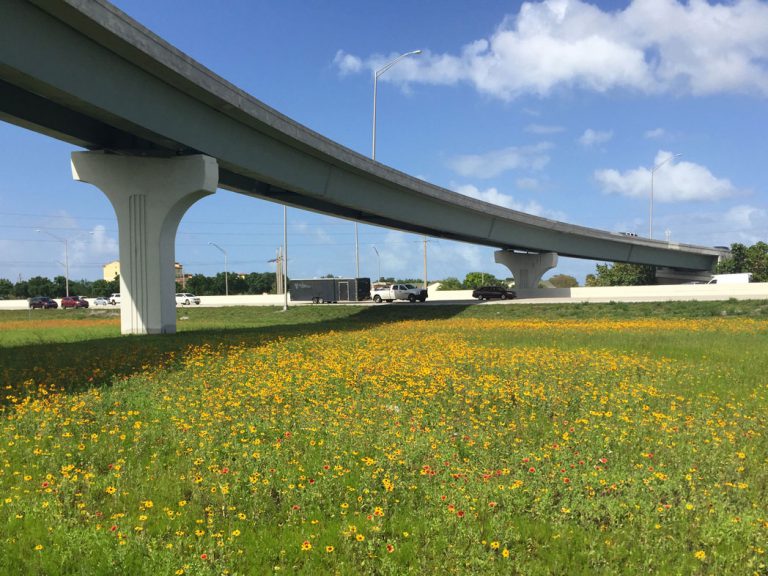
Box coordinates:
[29,296,58,309]
[472,286,516,300]
[61,295,89,309]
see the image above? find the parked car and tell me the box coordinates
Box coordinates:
[93,297,110,306]
[109,293,121,305]
[175,293,201,305]
[28,296,58,309]
[61,295,89,308]
[472,286,516,300]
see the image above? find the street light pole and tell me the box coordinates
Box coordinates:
[36,229,70,297]
[357,49,422,279]
[208,242,228,296]
[649,153,681,239]
[283,205,288,311]
[372,50,422,161]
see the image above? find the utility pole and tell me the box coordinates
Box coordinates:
[275,248,283,294]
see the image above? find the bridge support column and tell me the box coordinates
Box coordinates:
[495,250,558,290]
[71,152,218,334]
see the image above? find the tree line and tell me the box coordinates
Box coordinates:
[0,270,581,298]
[436,272,580,289]
[180,272,278,296]
[0,272,281,299]
[713,242,768,282]
[0,275,120,300]
[585,241,767,286]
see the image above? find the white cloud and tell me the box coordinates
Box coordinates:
[724,204,767,231]
[376,231,503,281]
[70,224,118,268]
[578,128,613,146]
[644,203,768,247]
[594,150,739,202]
[448,143,552,178]
[334,0,768,99]
[431,241,486,275]
[0,217,119,282]
[333,50,363,75]
[644,127,666,139]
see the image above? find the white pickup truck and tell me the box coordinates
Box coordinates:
[707,273,752,284]
[371,283,428,303]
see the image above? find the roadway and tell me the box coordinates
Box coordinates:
[3,281,766,313]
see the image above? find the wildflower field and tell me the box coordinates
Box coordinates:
[1,302,767,575]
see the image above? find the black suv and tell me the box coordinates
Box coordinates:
[471,286,516,300]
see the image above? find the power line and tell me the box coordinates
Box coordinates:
[0,210,365,227]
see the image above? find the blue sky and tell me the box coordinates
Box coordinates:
[1,0,766,285]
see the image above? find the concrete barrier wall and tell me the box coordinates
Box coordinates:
[516,283,768,302]
[428,283,768,302]
[189,294,288,307]
[427,287,474,301]
[1,283,766,310]
[0,293,289,311]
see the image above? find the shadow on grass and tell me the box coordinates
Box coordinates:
[3,298,767,405]
[1,304,472,403]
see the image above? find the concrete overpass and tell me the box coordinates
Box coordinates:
[0,0,726,333]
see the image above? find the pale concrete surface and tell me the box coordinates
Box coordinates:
[494,251,558,290]
[427,283,768,303]
[72,152,219,335]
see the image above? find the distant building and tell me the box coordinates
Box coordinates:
[175,263,185,289]
[103,260,120,281]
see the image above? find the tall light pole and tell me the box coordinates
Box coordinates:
[649,153,681,239]
[36,229,69,297]
[372,246,381,282]
[208,242,228,296]
[283,205,288,311]
[356,49,423,278]
[372,49,422,161]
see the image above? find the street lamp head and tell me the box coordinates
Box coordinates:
[649,151,681,239]
[652,152,682,172]
[376,49,423,77]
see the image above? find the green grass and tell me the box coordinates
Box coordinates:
[1,302,767,575]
